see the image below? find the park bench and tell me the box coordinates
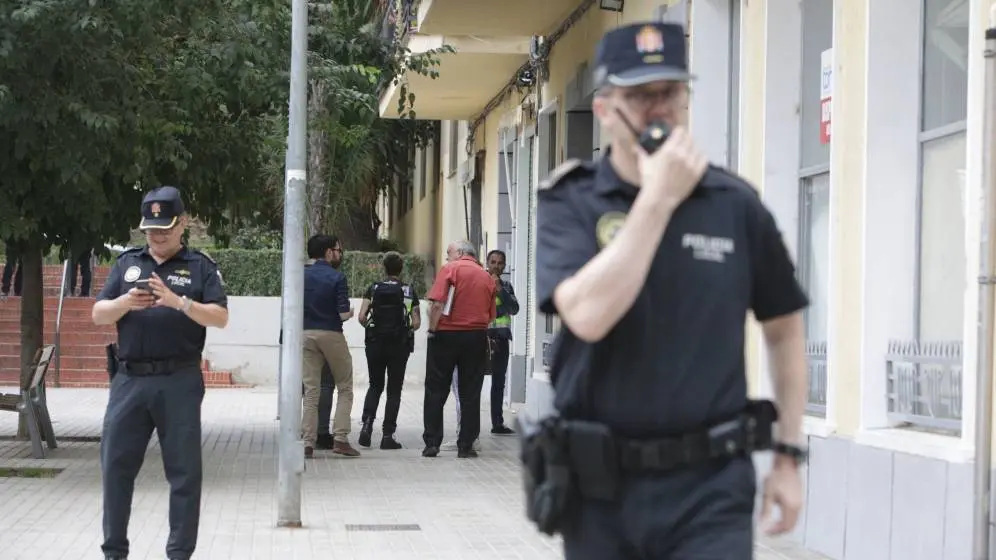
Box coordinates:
[0,344,58,459]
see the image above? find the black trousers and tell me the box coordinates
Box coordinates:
[362,337,410,433]
[488,336,510,428]
[562,457,756,560]
[101,367,205,560]
[1,256,21,296]
[69,249,92,296]
[422,330,487,450]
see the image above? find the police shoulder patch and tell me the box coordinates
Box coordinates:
[539,159,592,191]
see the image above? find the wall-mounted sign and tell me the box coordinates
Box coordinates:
[820,48,833,145]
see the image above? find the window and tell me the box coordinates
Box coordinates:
[921,0,969,131]
[916,0,968,338]
[799,174,831,342]
[419,147,427,200]
[797,0,833,416]
[448,121,459,176]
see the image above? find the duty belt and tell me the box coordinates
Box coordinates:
[615,415,765,472]
[119,357,201,376]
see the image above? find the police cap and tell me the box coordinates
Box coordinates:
[593,22,694,88]
[139,186,185,231]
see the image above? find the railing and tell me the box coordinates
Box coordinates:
[886,340,962,433]
[805,340,828,416]
[380,0,419,43]
[52,259,70,387]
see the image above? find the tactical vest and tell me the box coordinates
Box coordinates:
[489,288,512,329]
[366,280,414,340]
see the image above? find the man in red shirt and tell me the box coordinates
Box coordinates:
[422,240,496,458]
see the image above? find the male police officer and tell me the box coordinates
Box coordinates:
[485,249,519,435]
[92,186,229,560]
[533,23,809,559]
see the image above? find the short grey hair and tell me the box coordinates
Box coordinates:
[452,239,476,257]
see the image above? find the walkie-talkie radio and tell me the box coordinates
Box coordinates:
[615,108,671,153]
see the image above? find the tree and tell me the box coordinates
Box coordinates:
[248,0,450,249]
[0,0,283,433]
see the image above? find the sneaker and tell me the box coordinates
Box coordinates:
[380,436,402,450]
[491,425,516,436]
[422,445,440,457]
[457,448,479,459]
[332,440,361,457]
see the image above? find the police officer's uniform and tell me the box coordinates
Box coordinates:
[97,186,228,560]
[533,23,809,559]
[358,277,418,448]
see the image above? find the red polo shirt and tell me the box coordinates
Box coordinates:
[427,256,496,331]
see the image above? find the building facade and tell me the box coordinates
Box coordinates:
[378,1,992,558]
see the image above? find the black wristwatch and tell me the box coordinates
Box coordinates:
[772,441,809,465]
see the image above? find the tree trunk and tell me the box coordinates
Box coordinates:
[336,199,381,251]
[306,79,328,239]
[16,237,43,439]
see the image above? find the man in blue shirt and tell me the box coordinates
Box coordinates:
[302,234,360,458]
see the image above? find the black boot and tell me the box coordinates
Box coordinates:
[358,419,374,448]
[380,429,402,450]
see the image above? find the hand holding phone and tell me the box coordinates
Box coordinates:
[134,278,154,293]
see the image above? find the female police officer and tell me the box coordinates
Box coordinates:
[534,22,809,559]
[92,186,229,560]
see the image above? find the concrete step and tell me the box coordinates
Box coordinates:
[0,368,244,388]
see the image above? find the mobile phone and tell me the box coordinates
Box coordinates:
[615,108,671,154]
[134,278,154,293]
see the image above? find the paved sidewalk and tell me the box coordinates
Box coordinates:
[0,385,827,560]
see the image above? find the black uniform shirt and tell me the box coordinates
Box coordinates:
[536,153,809,438]
[97,246,229,361]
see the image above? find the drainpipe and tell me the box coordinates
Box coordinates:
[972,5,996,559]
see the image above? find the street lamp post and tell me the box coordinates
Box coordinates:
[276,0,308,528]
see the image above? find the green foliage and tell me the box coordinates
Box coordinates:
[212,249,427,298]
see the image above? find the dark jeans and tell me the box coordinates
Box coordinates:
[362,337,410,433]
[69,249,92,296]
[422,330,488,450]
[488,336,510,428]
[1,256,21,296]
[318,363,334,437]
[562,457,756,560]
[101,368,205,560]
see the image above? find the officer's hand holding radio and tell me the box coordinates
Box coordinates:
[633,125,708,211]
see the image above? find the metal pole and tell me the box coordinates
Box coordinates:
[973,6,996,558]
[276,0,308,529]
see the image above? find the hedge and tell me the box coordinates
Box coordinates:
[210,249,428,298]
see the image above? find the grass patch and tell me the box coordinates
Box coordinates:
[0,467,64,478]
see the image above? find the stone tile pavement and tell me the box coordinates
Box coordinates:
[0,384,829,560]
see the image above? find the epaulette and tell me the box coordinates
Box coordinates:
[115,247,142,260]
[192,248,216,264]
[539,159,594,191]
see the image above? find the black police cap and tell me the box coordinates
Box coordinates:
[593,22,694,88]
[139,186,185,230]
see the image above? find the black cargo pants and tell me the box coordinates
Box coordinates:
[561,457,757,560]
[100,366,205,560]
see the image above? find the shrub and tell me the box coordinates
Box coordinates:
[210,249,428,298]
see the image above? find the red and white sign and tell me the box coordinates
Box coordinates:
[820,48,833,144]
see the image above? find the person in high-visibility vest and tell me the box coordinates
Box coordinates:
[485,249,519,435]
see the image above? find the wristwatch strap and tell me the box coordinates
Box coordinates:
[772,441,809,465]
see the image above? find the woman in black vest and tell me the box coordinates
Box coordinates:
[356,252,421,449]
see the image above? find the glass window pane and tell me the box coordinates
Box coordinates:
[800,173,831,342]
[918,132,966,339]
[922,0,969,131]
[799,0,833,169]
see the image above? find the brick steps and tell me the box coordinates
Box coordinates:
[0,265,246,389]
